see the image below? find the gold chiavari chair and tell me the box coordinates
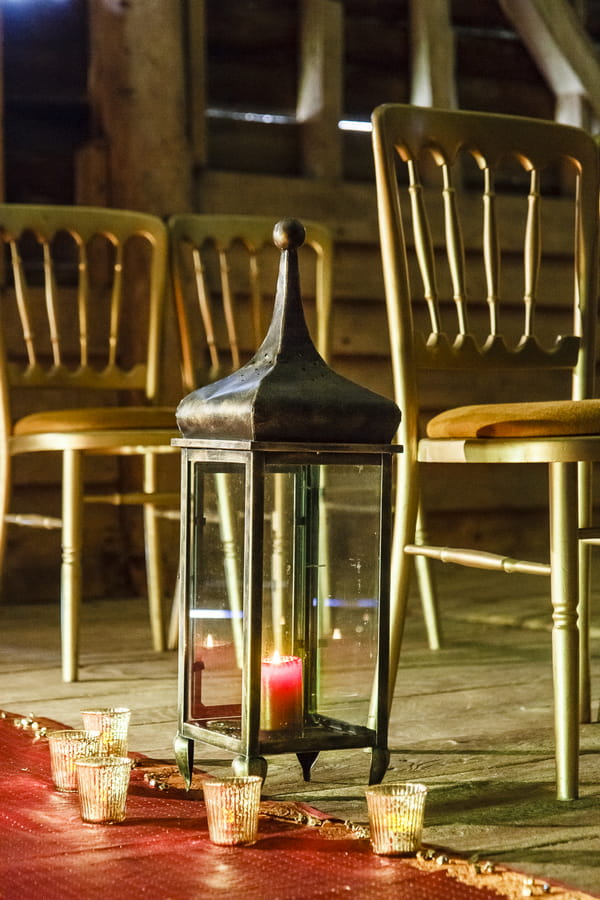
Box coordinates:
[372,104,600,800]
[0,205,179,681]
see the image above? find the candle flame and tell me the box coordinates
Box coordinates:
[271,649,281,664]
[205,633,214,649]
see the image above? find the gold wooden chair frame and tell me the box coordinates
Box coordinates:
[167,214,334,650]
[372,104,600,801]
[0,205,179,681]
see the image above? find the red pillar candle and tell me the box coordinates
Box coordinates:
[260,653,303,733]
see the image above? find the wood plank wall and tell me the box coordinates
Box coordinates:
[3,0,600,601]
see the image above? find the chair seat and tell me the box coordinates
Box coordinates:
[426,398,600,439]
[13,406,176,436]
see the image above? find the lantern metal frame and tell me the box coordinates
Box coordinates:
[172,217,401,787]
[173,436,398,787]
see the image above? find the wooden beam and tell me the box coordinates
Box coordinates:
[297,0,343,178]
[185,0,207,170]
[499,0,600,127]
[75,139,110,207]
[86,0,193,215]
[409,0,456,109]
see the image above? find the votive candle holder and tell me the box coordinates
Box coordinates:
[203,775,262,846]
[365,781,428,855]
[47,729,101,792]
[75,756,132,824]
[80,707,131,757]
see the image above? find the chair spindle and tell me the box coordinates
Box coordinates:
[191,243,220,378]
[107,240,124,370]
[42,240,61,368]
[406,158,441,334]
[217,246,241,371]
[442,162,468,335]
[482,167,500,335]
[523,167,541,337]
[76,239,89,368]
[248,247,263,349]
[9,238,36,369]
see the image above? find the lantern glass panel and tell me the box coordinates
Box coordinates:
[314,463,381,727]
[260,459,382,740]
[187,463,245,725]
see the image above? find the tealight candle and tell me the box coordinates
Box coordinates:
[260,652,303,733]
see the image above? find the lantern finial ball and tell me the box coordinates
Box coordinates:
[273,218,305,250]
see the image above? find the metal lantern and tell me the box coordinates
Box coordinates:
[173,218,401,787]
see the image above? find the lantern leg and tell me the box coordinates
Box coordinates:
[174,733,195,790]
[369,746,390,785]
[232,754,268,781]
[297,750,320,781]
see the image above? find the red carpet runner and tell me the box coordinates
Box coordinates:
[0,711,596,900]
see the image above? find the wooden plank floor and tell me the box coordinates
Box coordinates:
[3,566,600,896]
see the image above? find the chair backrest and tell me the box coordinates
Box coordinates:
[371,104,600,451]
[167,214,333,392]
[0,204,169,418]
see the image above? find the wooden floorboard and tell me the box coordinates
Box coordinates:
[3,568,600,895]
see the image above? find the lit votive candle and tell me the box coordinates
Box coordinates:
[203,775,262,846]
[365,782,428,855]
[80,707,131,757]
[260,652,303,733]
[76,756,132,824]
[47,729,101,792]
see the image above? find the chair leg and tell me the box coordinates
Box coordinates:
[143,452,166,652]
[271,472,286,653]
[0,451,11,587]
[577,460,592,723]
[215,472,243,667]
[387,463,420,709]
[317,469,332,637]
[578,538,591,723]
[414,500,441,650]
[167,473,245,658]
[61,449,83,683]
[167,572,180,650]
[548,461,580,801]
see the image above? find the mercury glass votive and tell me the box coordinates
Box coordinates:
[80,707,131,756]
[203,775,263,846]
[47,729,102,792]
[365,782,428,855]
[75,756,132,824]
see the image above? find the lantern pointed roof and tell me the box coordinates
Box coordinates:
[176,218,400,444]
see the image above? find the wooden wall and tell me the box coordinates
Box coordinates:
[2,0,600,600]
